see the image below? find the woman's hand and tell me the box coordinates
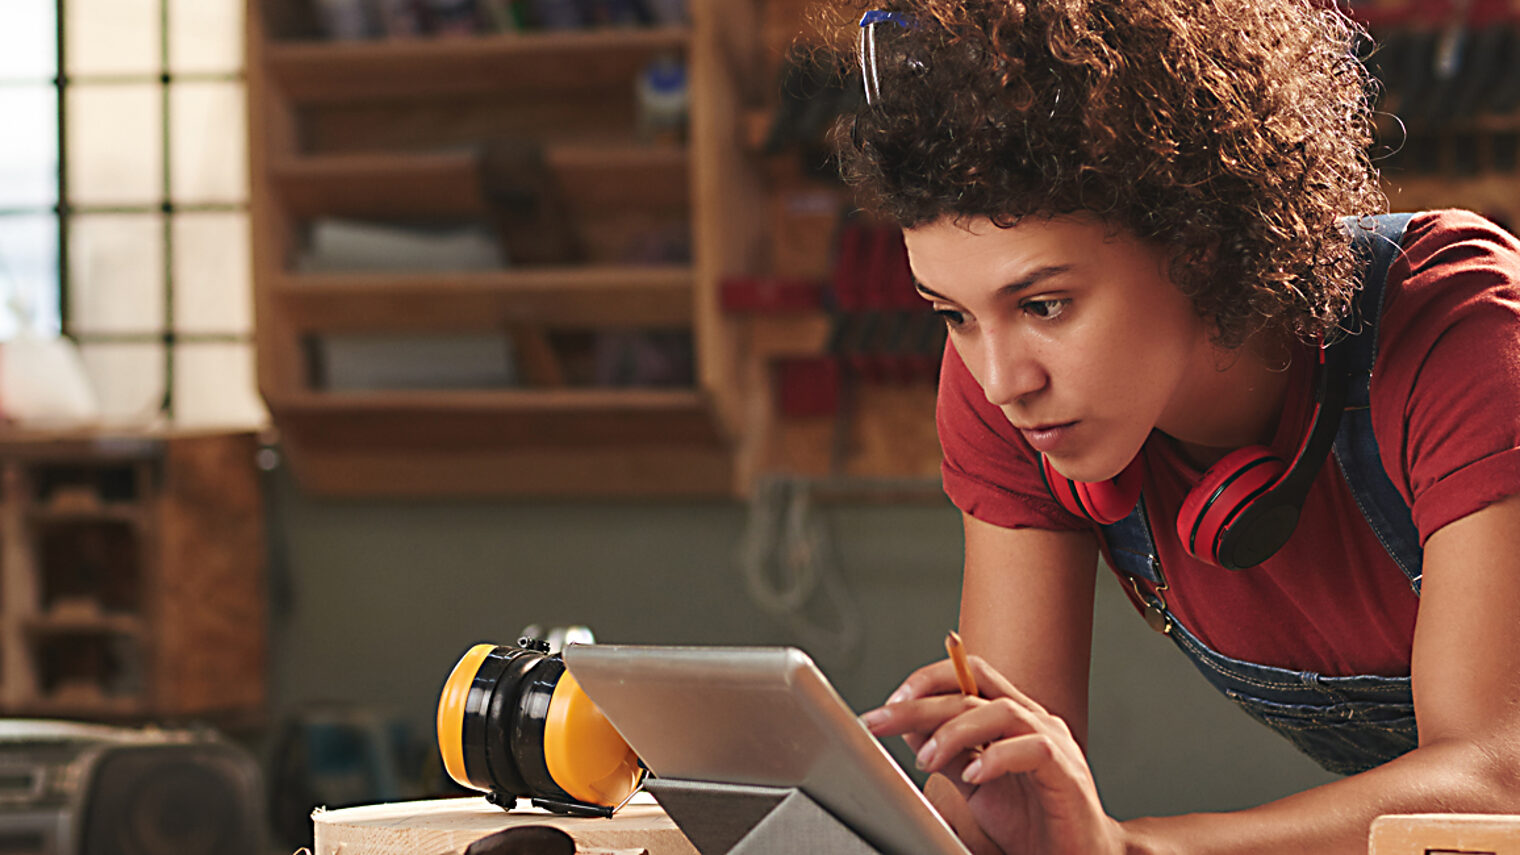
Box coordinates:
[861,655,1129,855]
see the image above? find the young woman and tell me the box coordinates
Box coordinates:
[833,0,1520,852]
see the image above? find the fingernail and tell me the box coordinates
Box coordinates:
[961,758,983,783]
[915,738,937,770]
[859,708,889,729]
[887,687,911,705]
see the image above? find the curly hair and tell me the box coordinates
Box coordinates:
[824,0,1387,347]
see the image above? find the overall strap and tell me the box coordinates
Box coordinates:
[1331,212,1423,592]
[1099,213,1422,595]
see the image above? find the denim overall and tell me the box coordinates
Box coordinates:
[1101,213,1421,775]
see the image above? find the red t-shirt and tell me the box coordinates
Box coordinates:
[938,210,1520,676]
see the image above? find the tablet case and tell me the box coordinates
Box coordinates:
[645,778,880,855]
[562,643,971,855]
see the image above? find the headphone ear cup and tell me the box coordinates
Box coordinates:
[1175,446,1286,565]
[1040,455,1143,525]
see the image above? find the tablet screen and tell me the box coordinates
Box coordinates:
[563,643,971,855]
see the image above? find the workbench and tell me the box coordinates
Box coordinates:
[311,798,697,855]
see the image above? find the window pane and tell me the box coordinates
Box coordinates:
[65,0,161,78]
[68,213,165,334]
[77,342,165,426]
[0,214,60,339]
[173,212,250,334]
[169,0,244,75]
[66,84,163,207]
[169,81,246,204]
[173,342,266,428]
[0,86,58,209]
[0,2,58,82]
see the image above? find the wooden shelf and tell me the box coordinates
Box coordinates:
[275,265,694,332]
[270,143,690,219]
[271,389,734,496]
[273,149,488,218]
[269,387,725,448]
[266,28,692,102]
[248,0,766,496]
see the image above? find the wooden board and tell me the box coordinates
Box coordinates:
[1369,813,1520,854]
[312,798,699,855]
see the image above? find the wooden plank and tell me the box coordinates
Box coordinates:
[281,438,735,497]
[313,799,698,855]
[690,0,769,454]
[270,388,725,448]
[758,381,942,482]
[248,0,308,400]
[271,145,688,219]
[272,150,488,218]
[547,144,690,211]
[275,266,695,332]
[266,28,691,103]
[154,432,266,716]
[301,93,641,155]
[0,462,39,708]
[1370,813,1520,854]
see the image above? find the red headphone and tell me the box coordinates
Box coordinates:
[1039,343,1348,570]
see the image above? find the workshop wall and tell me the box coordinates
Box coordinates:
[264,463,1334,821]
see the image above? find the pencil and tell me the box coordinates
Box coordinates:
[945,630,979,697]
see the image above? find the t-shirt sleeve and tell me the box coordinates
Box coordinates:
[1373,209,1520,542]
[937,340,1089,531]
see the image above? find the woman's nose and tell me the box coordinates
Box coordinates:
[979,335,1047,407]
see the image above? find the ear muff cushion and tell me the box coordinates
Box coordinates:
[437,643,495,790]
[1040,455,1143,525]
[1175,446,1285,564]
[543,670,641,807]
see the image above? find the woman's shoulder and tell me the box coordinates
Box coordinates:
[1372,209,1520,538]
[1383,209,1520,315]
[1399,208,1520,262]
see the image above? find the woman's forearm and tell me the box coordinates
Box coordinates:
[1119,737,1520,855]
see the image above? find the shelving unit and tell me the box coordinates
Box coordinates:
[248,0,765,496]
[0,431,266,720]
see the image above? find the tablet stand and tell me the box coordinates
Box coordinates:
[645,778,883,855]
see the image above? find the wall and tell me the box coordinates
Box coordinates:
[265,464,1334,822]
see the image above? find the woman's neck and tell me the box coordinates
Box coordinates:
[1159,335,1299,469]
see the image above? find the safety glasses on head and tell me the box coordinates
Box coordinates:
[858,9,918,105]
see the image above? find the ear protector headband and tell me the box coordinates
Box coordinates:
[437,639,643,816]
[1041,342,1348,570]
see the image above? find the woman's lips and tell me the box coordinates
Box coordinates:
[1018,422,1078,453]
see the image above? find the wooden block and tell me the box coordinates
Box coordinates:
[1369,813,1520,855]
[312,798,699,855]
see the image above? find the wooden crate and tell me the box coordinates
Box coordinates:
[1370,813,1520,855]
[0,429,266,720]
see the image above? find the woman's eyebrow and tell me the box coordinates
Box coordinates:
[913,265,1075,301]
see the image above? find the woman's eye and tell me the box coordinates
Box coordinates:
[933,307,966,327]
[1023,299,1068,320]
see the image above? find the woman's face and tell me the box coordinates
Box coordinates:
[905,214,1219,483]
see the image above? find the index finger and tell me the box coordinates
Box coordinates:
[884,659,971,706]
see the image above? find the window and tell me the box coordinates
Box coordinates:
[0,0,264,429]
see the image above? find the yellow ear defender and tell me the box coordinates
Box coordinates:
[437,638,644,817]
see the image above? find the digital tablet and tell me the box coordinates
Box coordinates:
[562,643,972,855]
